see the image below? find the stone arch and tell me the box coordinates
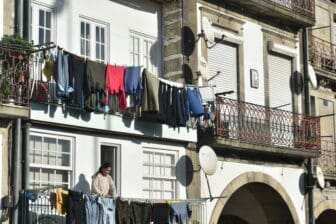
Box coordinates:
[315,199,336,219]
[209,171,300,224]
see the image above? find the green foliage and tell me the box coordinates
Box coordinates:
[0,33,33,54]
[0,80,11,99]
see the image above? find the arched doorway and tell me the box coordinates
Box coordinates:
[210,172,300,224]
[218,183,294,224]
[316,209,336,224]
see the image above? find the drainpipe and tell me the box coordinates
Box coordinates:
[23,122,31,189]
[303,27,315,224]
[23,0,31,41]
[15,0,24,36]
[11,118,22,224]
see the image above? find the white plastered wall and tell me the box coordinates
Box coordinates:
[31,128,188,199]
[243,22,265,105]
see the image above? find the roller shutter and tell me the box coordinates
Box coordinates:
[208,42,238,100]
[268,54,292,112]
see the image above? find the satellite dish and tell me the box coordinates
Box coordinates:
[291,71,303,95]
[308,63,317,89]
[182,26,195,57]
[202,17,215,43]
[199,145,217,175]
[183,64,193,85]
[316,166,325,189]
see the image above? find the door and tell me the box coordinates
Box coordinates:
[100,144,121,195]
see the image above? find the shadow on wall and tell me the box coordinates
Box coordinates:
[73,173,91,194]
[176,155,194,187]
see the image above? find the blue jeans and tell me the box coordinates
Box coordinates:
[57,49,73,97]
[84,194,99,224]
[98,197,116,224]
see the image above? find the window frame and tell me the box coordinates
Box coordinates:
[142,147,178,199]
[129,30,161,75]
[79,16,109,62]
[31,3,55,45]
[29,132,74,189]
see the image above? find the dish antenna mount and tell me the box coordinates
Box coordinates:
[196,17,225,49]
[199,145,218,201]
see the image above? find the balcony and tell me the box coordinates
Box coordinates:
[215,0,315,28]
[309,35,336,74]
[314,140,336,178]
[0,46,30,118]
[198,97,321,158]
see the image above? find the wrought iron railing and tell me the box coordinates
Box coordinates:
[19,189,66,224]
[267,0,315,19]
[199,97,321,151]
[314,140,336,176]
[0,46,30,106]
[309,35,336,72]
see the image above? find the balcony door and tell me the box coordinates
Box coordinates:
[208,42,238,139]
[268,54,294,147]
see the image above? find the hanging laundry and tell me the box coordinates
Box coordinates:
[42,51,56,81]
[198,86,215,105]
[55,188,69,215]
[68,53,86,108]
[83,60,106,112]
[84,194,100,224]
[175,87,188,126]
[97,197,116,224]
[116,198,132,224]
[158,81,188,127]
[66,190,86,224]
[56,48,74,98]
[105,64,127,110]
[124,66,143,106]
[152,202,170,224]
[186,88,204,117]
[130,201,152,224]
[169,202,192,224]
[158,81,169,123]
[142,69,159,112]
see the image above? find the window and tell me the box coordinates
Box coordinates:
[29,133,73,189]
[80,18,108,62]
[31,4,54,44]
[129,31,160,75]
[143,149,177,199]
[80,21,91,57]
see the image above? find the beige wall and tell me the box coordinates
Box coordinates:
[0,120,11,224]
[3,0,14,36]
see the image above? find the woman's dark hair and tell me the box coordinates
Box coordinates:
[98,162,112,174]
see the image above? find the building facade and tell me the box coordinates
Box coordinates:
[3,0,336,223]
[174,0,322,223]
[309,0,336,222]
